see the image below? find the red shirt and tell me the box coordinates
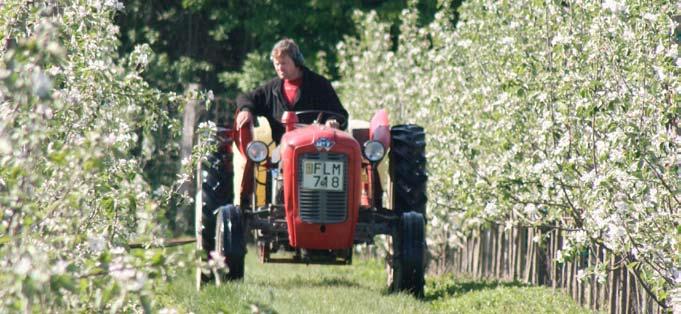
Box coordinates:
[283,78,302,109]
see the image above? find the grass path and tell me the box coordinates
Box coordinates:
[155,248,593,313]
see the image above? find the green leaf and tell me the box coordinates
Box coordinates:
[101,197,114,212]
[100,251,112,264]
[49,151,67,165]
[151,251,165,266]
[50,275,76,292]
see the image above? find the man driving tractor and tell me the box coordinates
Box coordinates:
[233,38,349,205]
[235,38,348,139]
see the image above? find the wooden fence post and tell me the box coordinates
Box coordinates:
[624,267,631,314]
[468,236,474,274]
[443,223,667,313]
[587,245,594,309]
[473,230,480,278]
[552,228,559,289]
[609,254,618,314]
[483,229,490,278]
[491,225,498,278]
[526,228,532,283]
[497,224,504,278]
[517,227,525,282]
[177,83,199,234]
[537,227,548,285]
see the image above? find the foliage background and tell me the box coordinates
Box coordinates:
[114,0,446,96]
[336,0,680,308]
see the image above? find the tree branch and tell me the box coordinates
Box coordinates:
[643,157,680,207]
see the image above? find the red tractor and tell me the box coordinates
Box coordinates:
[195,109,427,297]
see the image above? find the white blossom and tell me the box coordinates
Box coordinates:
[500,37,515,46]
[606,224,626,245]
[31,71,52,99]
[484,202,498,217]
[524,203,537,217]
[577,269,588,282]
[642,13,658,22]
[47,66,61,76]
[87,235,106,252]
[0,138,11,155]
[104,0,124,10]
[132,44,151,69]
[181,156,191,166]
[457,39,472,48]
[51,260,68,275]
[551,33,570,45]
[595,267,607,284]
[208,250,226,269]
[14,257,31,276]
[602,0,626,13]
[571,230,588,246]
[622,29,635,41]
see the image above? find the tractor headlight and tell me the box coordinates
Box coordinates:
[363,140,385,162]
[246,141,268,163]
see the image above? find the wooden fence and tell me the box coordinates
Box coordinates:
[442,223,668,314]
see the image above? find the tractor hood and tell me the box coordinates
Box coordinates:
[279,124,362,250]
[280,124,357,153]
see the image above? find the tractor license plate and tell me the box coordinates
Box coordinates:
[301,159,344,191]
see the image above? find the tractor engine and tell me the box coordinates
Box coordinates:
[279,125,361,250]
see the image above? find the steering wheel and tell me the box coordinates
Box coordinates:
[293,110,346,128]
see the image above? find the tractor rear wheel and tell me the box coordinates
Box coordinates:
[199,149,233,284]
[214,205,246,281]
[388,211,426,298]
[201,150,233,250]
[390,124,427,216]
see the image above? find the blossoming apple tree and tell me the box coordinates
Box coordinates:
[336,0,680,306]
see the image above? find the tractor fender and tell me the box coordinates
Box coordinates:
[369,109,390,150]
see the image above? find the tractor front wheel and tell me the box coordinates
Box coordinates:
[214,205,246,281]
[387,211,426,298]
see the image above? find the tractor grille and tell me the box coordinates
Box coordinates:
[297,153,348,223]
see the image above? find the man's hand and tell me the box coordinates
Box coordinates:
[325,119,340,129]
[236,110,253,130]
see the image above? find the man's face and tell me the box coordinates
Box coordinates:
[273,54,301,80]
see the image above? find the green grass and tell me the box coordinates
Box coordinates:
[427,277,595,314]
[155,247,593,314]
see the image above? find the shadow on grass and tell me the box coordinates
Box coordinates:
[253,274,365,290]
[424,279,528,302]
[245,301,279,314]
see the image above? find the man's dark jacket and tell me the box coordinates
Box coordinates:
[236,66,348,143]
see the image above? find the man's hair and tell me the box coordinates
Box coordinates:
[271,38,305,67]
